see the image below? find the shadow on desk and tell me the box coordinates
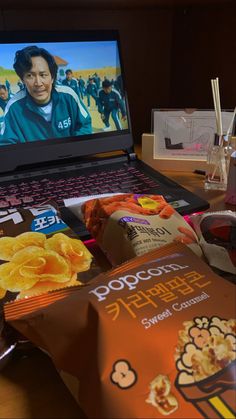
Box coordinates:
[0,346,86,418]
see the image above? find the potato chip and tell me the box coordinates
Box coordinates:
[0,261,39,292]
[12,246,72,282]
[45,233,92,273]
[0,232,46,261]
[13,232,46,251]
[0,237,17,261]
[10,246,46,266]
[0,245,73,292]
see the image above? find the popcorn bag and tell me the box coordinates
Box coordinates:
[65,193,202,265]
[5,242,236,419]
[0,202,100,368]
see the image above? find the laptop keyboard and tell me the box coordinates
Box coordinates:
[0,166,159,210]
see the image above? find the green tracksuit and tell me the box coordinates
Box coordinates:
[0,85,92,145]
[62,77,80,96]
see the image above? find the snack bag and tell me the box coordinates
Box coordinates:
[5,242,236,418]
[0,202,100,368]
[65,193,202,265]
[190,210,236,275]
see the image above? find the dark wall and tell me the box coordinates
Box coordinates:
[0,2,235,144]
[170,2,236,110]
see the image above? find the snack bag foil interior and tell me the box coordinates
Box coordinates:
[5,242,236,419]
[65,193,202,265]
[190,210,236,275]
[0,202,100,368]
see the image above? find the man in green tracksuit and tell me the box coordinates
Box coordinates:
[0,85,13,112]
[0,45,91,145]
[0,85,14,131]
[62,69,80,96]
[97,79,126,131]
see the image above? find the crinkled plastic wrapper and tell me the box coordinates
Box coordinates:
[0,202,100,370]
[190,210,236,275]
[5,242,236,418]
[66,193,202,266]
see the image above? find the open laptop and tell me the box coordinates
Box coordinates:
[0,29,209,238]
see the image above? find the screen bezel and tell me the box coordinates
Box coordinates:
[0,29,133,173]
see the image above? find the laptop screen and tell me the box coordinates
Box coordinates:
[0,30,133,173]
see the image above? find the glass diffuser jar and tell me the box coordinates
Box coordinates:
[204,134,228,191]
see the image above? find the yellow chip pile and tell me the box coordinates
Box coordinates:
[0,232,92,297]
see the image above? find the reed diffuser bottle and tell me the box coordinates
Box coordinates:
[205,77,233,191]
[204,133,228,191]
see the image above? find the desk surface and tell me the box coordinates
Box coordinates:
[0,168,235,419]
[158,169,235,212]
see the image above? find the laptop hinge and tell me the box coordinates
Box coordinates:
[127,152,137,161]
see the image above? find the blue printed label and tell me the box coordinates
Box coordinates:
[31,210,67,234]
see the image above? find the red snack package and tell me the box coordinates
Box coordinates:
[66,193,202,265]
[5,242,236,418]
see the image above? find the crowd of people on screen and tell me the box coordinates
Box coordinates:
[0,45,127,144]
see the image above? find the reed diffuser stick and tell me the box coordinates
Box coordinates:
[208,78,227,185]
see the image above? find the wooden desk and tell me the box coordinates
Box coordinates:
[0,170,235,419]
[0,346,85,418]
[158,169,236,212]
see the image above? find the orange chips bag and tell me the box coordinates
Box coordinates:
[4,242,236,418]
[66,193,202,265]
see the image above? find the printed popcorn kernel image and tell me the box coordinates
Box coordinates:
[110,359,137,389]
[175,316,236,418]
[146,374,179,416]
